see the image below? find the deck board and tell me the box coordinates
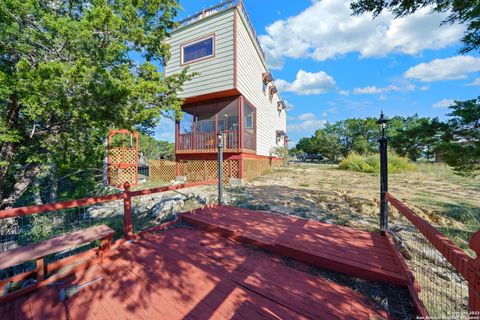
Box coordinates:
[183,206,409,286]
[3,217,392,319]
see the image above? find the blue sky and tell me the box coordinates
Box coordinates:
[156,0,480,145]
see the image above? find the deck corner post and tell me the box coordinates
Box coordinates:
[123,181,133,239]
[217,132,223,205]
[468,231,480,312]
[377,111,389,235]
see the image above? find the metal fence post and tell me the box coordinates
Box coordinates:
[123,182,133,239]
[377,112,389,234]
[217,132,223,205]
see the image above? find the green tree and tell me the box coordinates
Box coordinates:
[139,134,174,160]
[312,129,342,161]
[390,115,445,161]
[351,0,480,53]
[436,98,480,175]
[0,0,192,208]
[296,137,317,155]
[327,118,378,157]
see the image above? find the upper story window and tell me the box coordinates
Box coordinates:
[181,35,215,65]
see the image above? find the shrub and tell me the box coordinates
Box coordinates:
[339,153,416,174]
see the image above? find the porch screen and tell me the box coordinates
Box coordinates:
[243,102,256,150]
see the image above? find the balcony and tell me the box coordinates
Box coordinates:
[176,97,256,154]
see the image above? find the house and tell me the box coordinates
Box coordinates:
[165,0,287,182]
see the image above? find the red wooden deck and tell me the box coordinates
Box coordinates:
[183,206,409,286]
[0,206,415,319]
[1,225,392,319]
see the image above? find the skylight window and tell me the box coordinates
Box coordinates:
[182,36,214,64]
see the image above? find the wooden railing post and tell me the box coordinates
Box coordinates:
[123,182,133,239]
[469,231,480,312]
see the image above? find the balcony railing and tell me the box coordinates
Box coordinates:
[177,130,254,153]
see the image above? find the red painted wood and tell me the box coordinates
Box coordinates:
[137,227,389,319]
[0,193,124,219]
[183,206,409,286]
[123,182,133,239]
[386,192,480,312]
[0,225,114,270]
[128,179,217,197]
[2,225,391,319]
[28,285,69,320]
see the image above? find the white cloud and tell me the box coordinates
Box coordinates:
[338,90,350,96]
[405,56,480,82]
[297,113,316,121]
[467,78,480,86]
[419,85,429,91]
[287,119,327,133]
[276,70,336,95]
[432,99,455,109]
[259,0,464,69]
[353,85,386,94]
[353,82,415,94]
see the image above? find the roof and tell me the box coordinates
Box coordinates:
[172,0,266,63]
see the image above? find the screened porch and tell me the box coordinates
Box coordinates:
[176,97,256,153]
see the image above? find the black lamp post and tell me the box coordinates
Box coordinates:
[377,111,390,234]
[217,131,223,205]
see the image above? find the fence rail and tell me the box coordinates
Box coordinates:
[0,180,217,287]
[386,192,480,316]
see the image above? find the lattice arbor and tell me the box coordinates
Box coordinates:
[108,130,139,188]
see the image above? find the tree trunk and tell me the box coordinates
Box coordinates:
[0,163,41,209]
[49,163,58,203]
[0,95,21,193]
[32,179,43,205]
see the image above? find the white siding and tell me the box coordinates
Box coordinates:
[165,10,235,98]
[236,11,287,157]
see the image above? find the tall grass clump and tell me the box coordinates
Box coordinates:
[339,153,416,174]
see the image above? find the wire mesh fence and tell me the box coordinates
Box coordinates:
[0,201,124,280]
[391,217,469,318]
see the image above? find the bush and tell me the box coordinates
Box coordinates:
[339,153,416,174]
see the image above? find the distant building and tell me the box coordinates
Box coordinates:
[165,0,287,181]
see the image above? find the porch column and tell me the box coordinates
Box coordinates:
[239,96,244,151]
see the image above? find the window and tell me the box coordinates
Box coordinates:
[244,102,255,130]
[182,36,214,64]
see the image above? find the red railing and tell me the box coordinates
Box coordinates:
[0,180,217,239]
[195,132,217,150]
[178,133,193,150]
[223,131,239,150]
[0,179,217,302]
[386,192,480,314]
[177,131,243,152]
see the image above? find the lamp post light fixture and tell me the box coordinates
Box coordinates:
[377,111,390,235]
[376,111,390,138]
